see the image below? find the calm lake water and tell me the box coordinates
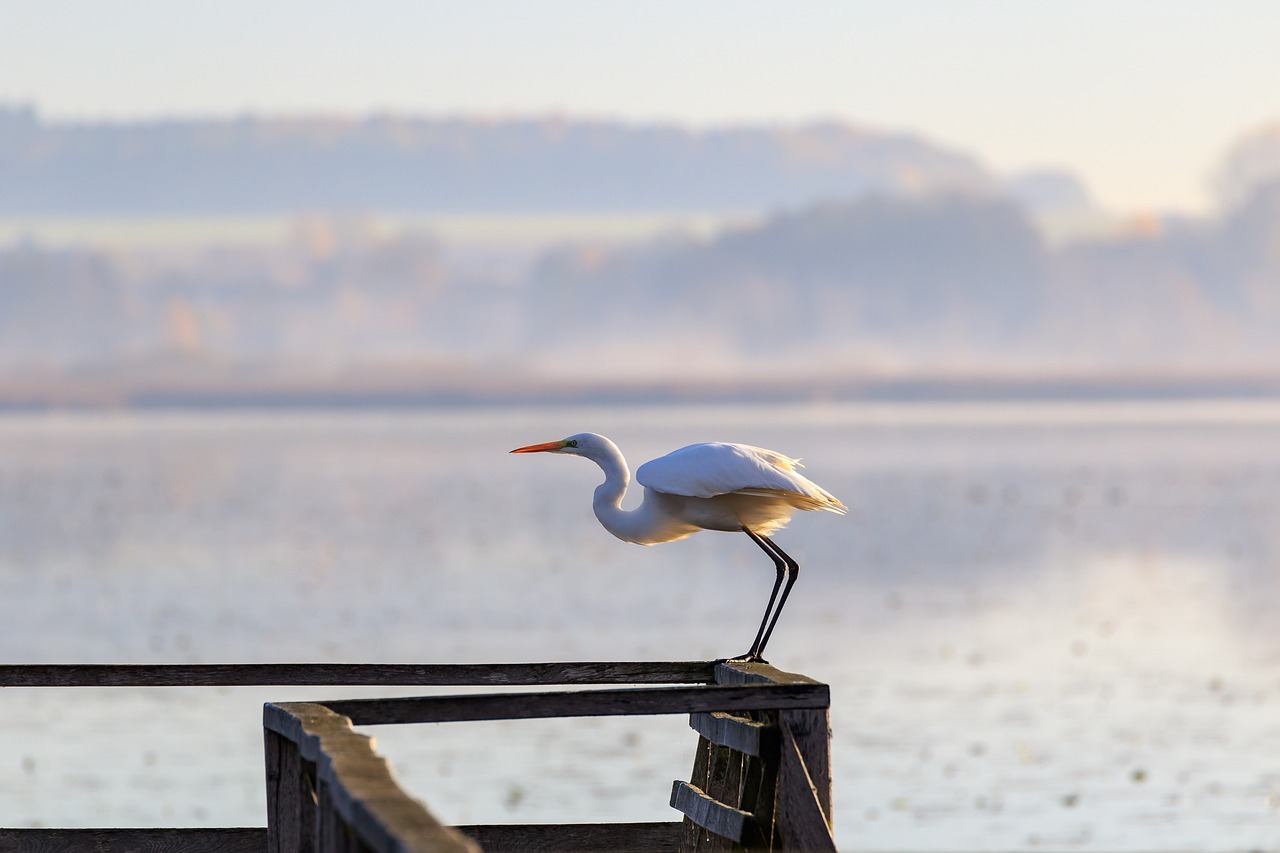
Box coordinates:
[2,401,1280,850]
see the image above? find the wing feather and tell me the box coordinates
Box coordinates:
[636,442,845,513]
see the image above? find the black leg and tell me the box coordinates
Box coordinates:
[726,526,794,663]
[753,535,799,660]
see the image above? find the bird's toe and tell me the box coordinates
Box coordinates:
[721,652,768,665]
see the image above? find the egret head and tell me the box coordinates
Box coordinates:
[510,432,611,458]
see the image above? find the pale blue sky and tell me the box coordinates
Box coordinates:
[4,0,1279,212]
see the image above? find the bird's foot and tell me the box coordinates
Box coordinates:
[719,652,768,665]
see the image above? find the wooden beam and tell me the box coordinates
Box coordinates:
[680,736,714,851]
[714,661,827,689]
[0,661,716,688]
[704,743,747,835]
[264,702,478,853]
[668,781,755,845]
[263,727,313,853]
[773,719,837,853]
[738,728,779,844]
[779,709,832,824]
[454,821,682,852]
[688,711,776,757]
[0,828,267,852]
[318,682,830,726]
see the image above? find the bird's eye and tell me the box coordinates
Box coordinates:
[565,439,579,448]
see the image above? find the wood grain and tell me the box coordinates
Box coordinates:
[319,682,829,726]
[714,661,826,689]
[779,709,832,824]
[454,821,682,852]
[264,702,478,853]
[773,718,837,853]
[680,735,714,851]
[740,712,780,849]
[688,711,775,758]
[707,744,746,851]
[0,661,715,688]
[0,828,266,852]
[263,727,314,853]
[668,781,755,845]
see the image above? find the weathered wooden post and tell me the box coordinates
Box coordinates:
[669,661,834,851]
[264,713,317,851]
[774,706,833,851]
[264,701,481,853]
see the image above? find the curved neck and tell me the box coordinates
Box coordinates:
[584,439,641,542]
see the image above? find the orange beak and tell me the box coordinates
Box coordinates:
[510,440,566,454]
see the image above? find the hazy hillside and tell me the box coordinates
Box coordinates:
[524,188,1280,378]
[0,104,995,215]
[523,195,1049,372]
[4,106,1280,405]
[4,184,1280,406]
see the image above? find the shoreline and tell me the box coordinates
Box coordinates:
[4,373,1280,413]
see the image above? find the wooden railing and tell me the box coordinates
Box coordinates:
[0,660,834,852]
[675,665,833,851]
[264,701,479,853]
[265,661,833,851]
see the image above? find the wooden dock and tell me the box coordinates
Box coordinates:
[0,660,834,852]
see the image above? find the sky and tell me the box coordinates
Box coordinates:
[4,0,1279,214]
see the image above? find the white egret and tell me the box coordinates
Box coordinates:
[510,433,846,662]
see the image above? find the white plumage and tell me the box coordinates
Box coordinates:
[511,432,845,661]
[639,440,843,512]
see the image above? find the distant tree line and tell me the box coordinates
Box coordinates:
[0,105,991,214]
[3,188,1280,387]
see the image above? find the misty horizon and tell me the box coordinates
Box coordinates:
[3,98,1280,408]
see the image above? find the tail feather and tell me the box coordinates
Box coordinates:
[735,487,847,514]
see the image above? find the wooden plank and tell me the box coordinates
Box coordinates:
[704,743,743,812]
[779,709,831,824]
[703,744,745,851]
[265,702,479,853]
[680,736,714,851]
[688,735,713,791]
[668,781,755,845]
[688,711,775,757]
[737,751,768,839]
[738,711,780,848]
[0,661,715,688]
[773,719,837,853]
[454,821,682,852]
[263,726,314,853]
[714,661,826,689]
[315,777,350,852]
[0,828,266,852]
[318,683,829,726]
